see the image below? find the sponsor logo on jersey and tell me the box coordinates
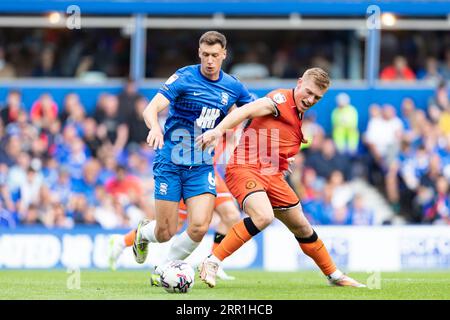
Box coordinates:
[196,107,221,129]
[273,92,287,104]
[165,74,179,85]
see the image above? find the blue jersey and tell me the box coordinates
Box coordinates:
[157,64,254,166]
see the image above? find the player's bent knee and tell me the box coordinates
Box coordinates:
[155,228,175,243]
[292,224,314,238]
[252,214,274,229]
[187,224,209,241]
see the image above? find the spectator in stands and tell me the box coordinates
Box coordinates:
[105,165,143,201]
[437,105,450,136]
[32,46,59,77]
[417,56,443,83]
[429,80,449,111]
[328,170,354,211]
[301,167,325,201]
[438,134,450,181]
[126,96,150,146]
[105,164,148,225]
[81,117,104,158]
[0,89,24,126]
[59,93,85,130]
[348,194,374,225]
[4,109,38,154]
[330,205,351,225]
[423,176,450,224]
[62,137,90,180]
[380,55,416,81]
[365,104,404,170]
[0,134,22,167]
[54,124,80,168]
[299,110,325,151]
[16,164,45,224]
[230,50,270,79]
[48,165,72,206]
[0,46,16,78]
[0,163,16,228]
[92,185,126,229]
[331,92,359,155]
[70,159,102,224]
[30,93,59,130]
[118,78,141,121]
[312,184,334,225]
[420,154,442,190]
[95,94,128,154]
[440,48,450,81]
[271,49,291,79]
[304,138,351,180]
[400,98,416,136]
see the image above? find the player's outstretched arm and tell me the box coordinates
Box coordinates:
[196,97,276,150]
[142,93,170,150]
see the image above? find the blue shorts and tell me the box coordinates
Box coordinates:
[153,161,216,202]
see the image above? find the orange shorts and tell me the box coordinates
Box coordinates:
[178,171,233,220]
[225,165,299,210]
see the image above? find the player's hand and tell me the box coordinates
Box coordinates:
[146,127,164,150]
[195,128,222,151]
[286,157,296,174]
[301,136,308,144]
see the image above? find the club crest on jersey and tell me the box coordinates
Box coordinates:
[159,183,168,195]
[221,92,229,105]
[165,74,179,85]
[273,93,287,104]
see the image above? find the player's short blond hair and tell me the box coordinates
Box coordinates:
[199,31,227,49]
[302,68,331,90]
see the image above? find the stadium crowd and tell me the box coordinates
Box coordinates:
[0,77,449,229]
[0,29,450,81]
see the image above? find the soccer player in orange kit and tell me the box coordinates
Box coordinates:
[196,68,365,288]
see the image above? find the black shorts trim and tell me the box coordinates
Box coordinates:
[241,190,266,211]
[272,200,300,211]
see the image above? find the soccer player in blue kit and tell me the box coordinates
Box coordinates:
[133,31,254,271]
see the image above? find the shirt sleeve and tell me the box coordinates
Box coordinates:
[157,69,186,102]
[235,82,255,107]
[265,90,286,118]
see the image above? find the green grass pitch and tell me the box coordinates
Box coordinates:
[1,270,449,300]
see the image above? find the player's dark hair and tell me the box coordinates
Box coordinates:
[199,31,227,49]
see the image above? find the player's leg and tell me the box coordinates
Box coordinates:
[159,165,216,265]
[134,199,180,263]
[270,175,366,288]
[212,201,241,280]
[211,172,240,251]
[275,206,365,287]
[150,201,189,287]
[200,191,272,287]
[108,229,136,270]
[133,162,182,263]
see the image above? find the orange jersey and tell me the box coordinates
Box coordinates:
[229,89,304,172]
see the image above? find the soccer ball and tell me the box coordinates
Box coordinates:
[159,260,195,293]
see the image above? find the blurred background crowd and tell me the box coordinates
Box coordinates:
[0,27,449,229]
[0,78,448,229]
[1,29,450,82]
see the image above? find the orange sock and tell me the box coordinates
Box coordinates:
[124,229,136,247]
[299,238,337,276]
[213,218,259,261]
